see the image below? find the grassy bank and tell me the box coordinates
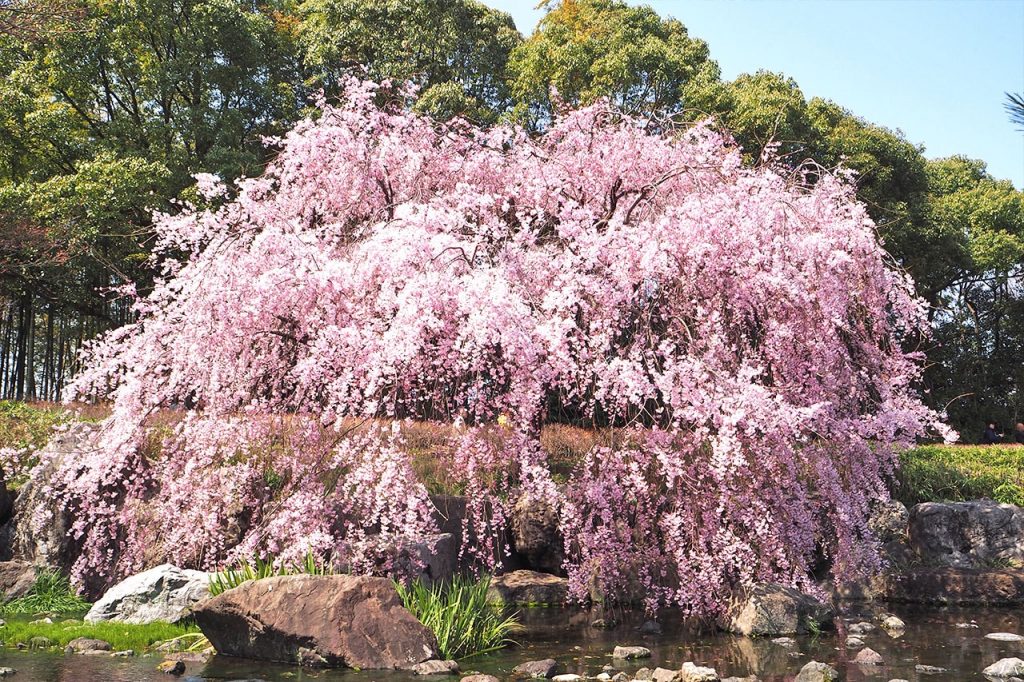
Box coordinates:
[0,618,201,652]
[897,444,1024,506]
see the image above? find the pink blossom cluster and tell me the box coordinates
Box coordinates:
[61,80,946,608]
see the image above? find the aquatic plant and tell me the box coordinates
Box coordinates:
[208,551,335,597]
[395,575,520,659]
[51,78,946,610]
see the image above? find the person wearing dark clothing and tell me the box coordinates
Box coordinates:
[982,422,1001,445]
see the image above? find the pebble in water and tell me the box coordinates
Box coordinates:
[986,632,1024,642]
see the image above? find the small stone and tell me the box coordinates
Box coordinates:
[795,661,839,682]
[613,646,652,660]
[640,620,662,635]
[887,679,909,682]
[652,668,679,682]
[552,676,582,682]
[987,633,1024,642]
[635,668,654,681]
[513,660,559,679]
[414,660,460,676]
[28,637,52,649]
[983,658,1024,678]
[602,665,615,673]
[847,621,875,636]
[680,662,718,682]
[28,617,52,625]
[158,660,186,675]
[914,664,947,675]
[845,636,865,648]
[956,622,979,628]
[880,616,905,632]
[593,618,618,629]
[853,647,883,666]
[461,676,499,682]
[65,637,113,654]
[612,674,630,682]
[111,650,135,657]
[0,669,14,678]
[771,636,796,647]
[596,674,612,681]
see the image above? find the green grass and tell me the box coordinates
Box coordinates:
[0,618,200,652]
[897,444,1024,506]
[1,570,90,615]
[208,551,335,596]
[395,575,521,660]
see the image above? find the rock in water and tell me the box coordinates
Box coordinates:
[193,574,437,668]
[512,659,559,679]
[413,660,459,675]
[983,658,1024,678]
[85,564,213,624]
[795,661,839,682]
[680,662,719,681]
[725,583,834,636]
[986,632,1024,642]
[613,646,652,660]
[487,570,568,605]
[853,647,883,665]
[65,637,112,654]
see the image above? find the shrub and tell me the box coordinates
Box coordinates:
[395,575,520,659]
[897,445,1024,506]
[1,569,91,615]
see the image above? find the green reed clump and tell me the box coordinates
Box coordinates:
[395,575,520,660]
[1,569,90,615]
[208,551,334,596]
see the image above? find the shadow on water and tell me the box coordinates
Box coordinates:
[1,603,1022,681]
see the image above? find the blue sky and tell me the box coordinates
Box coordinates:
[485,0,1024,188]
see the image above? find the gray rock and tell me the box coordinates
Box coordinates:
[461,676,499,682]
[847,621,875,636]
[651,668,679,682]
[794,661,839,682]
[853,648,883,665]
[640,620,662,634]
[65,637,112,654]
[880,615,905,633]
[487,571,568,606]
[111,650,135,657]
[0,562,37,603]
[596,674,612,682]
[635,668,654,680]
[986,632,1024,642]
[513,659,559,679]
[983,658,1024,678]
[914,664,946,675]
[511,495,564,575]
[158,659,185,675]
[367,534,457,586]
[413,660,459,675]
[551,676,582,682]
[612,674,630,682]
[772,637,796,647]
[909,500,1024,568]
[613,646,652,660]
[680,662,719,681]
[725,583,834,636]
[85,564,213,625]
[0,669,14,677]
[844,636,865,648]
[869,500,909,542]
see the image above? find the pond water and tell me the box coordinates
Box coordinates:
[0,602,1021,681]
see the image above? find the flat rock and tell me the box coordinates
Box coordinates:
[65,637,112,654]
[651,668,679,682]
[853,647,883,665]
[879,568,1024,605]
[914,664,947,675]
[613,646,652,659]
[634,668,654,680]
[513,659,558,678]
[983,658,1024,678]
[725,583,834,636]
[681,662,719,681]
[771,637,796,647]
[193,574,436,668]
[487,571,568,606]
[413,660,459,675]
[551,676,582,682]
[86,564,213,624]
[795,661,839,682]
[461,676,500,682]
[987,632,1024,642]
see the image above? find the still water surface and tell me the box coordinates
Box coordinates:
[0,603,1021,681]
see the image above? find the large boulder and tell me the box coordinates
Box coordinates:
[909,500,1024,568]
[724,583,834,636]
[364,533,457,586]
[0,561,37,602]
[511,495,564,575]
[85,563,213,624]
[878,567,1024,605]
[487,570,569,605]
[0,423,101,572]
[193,574,437,668]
